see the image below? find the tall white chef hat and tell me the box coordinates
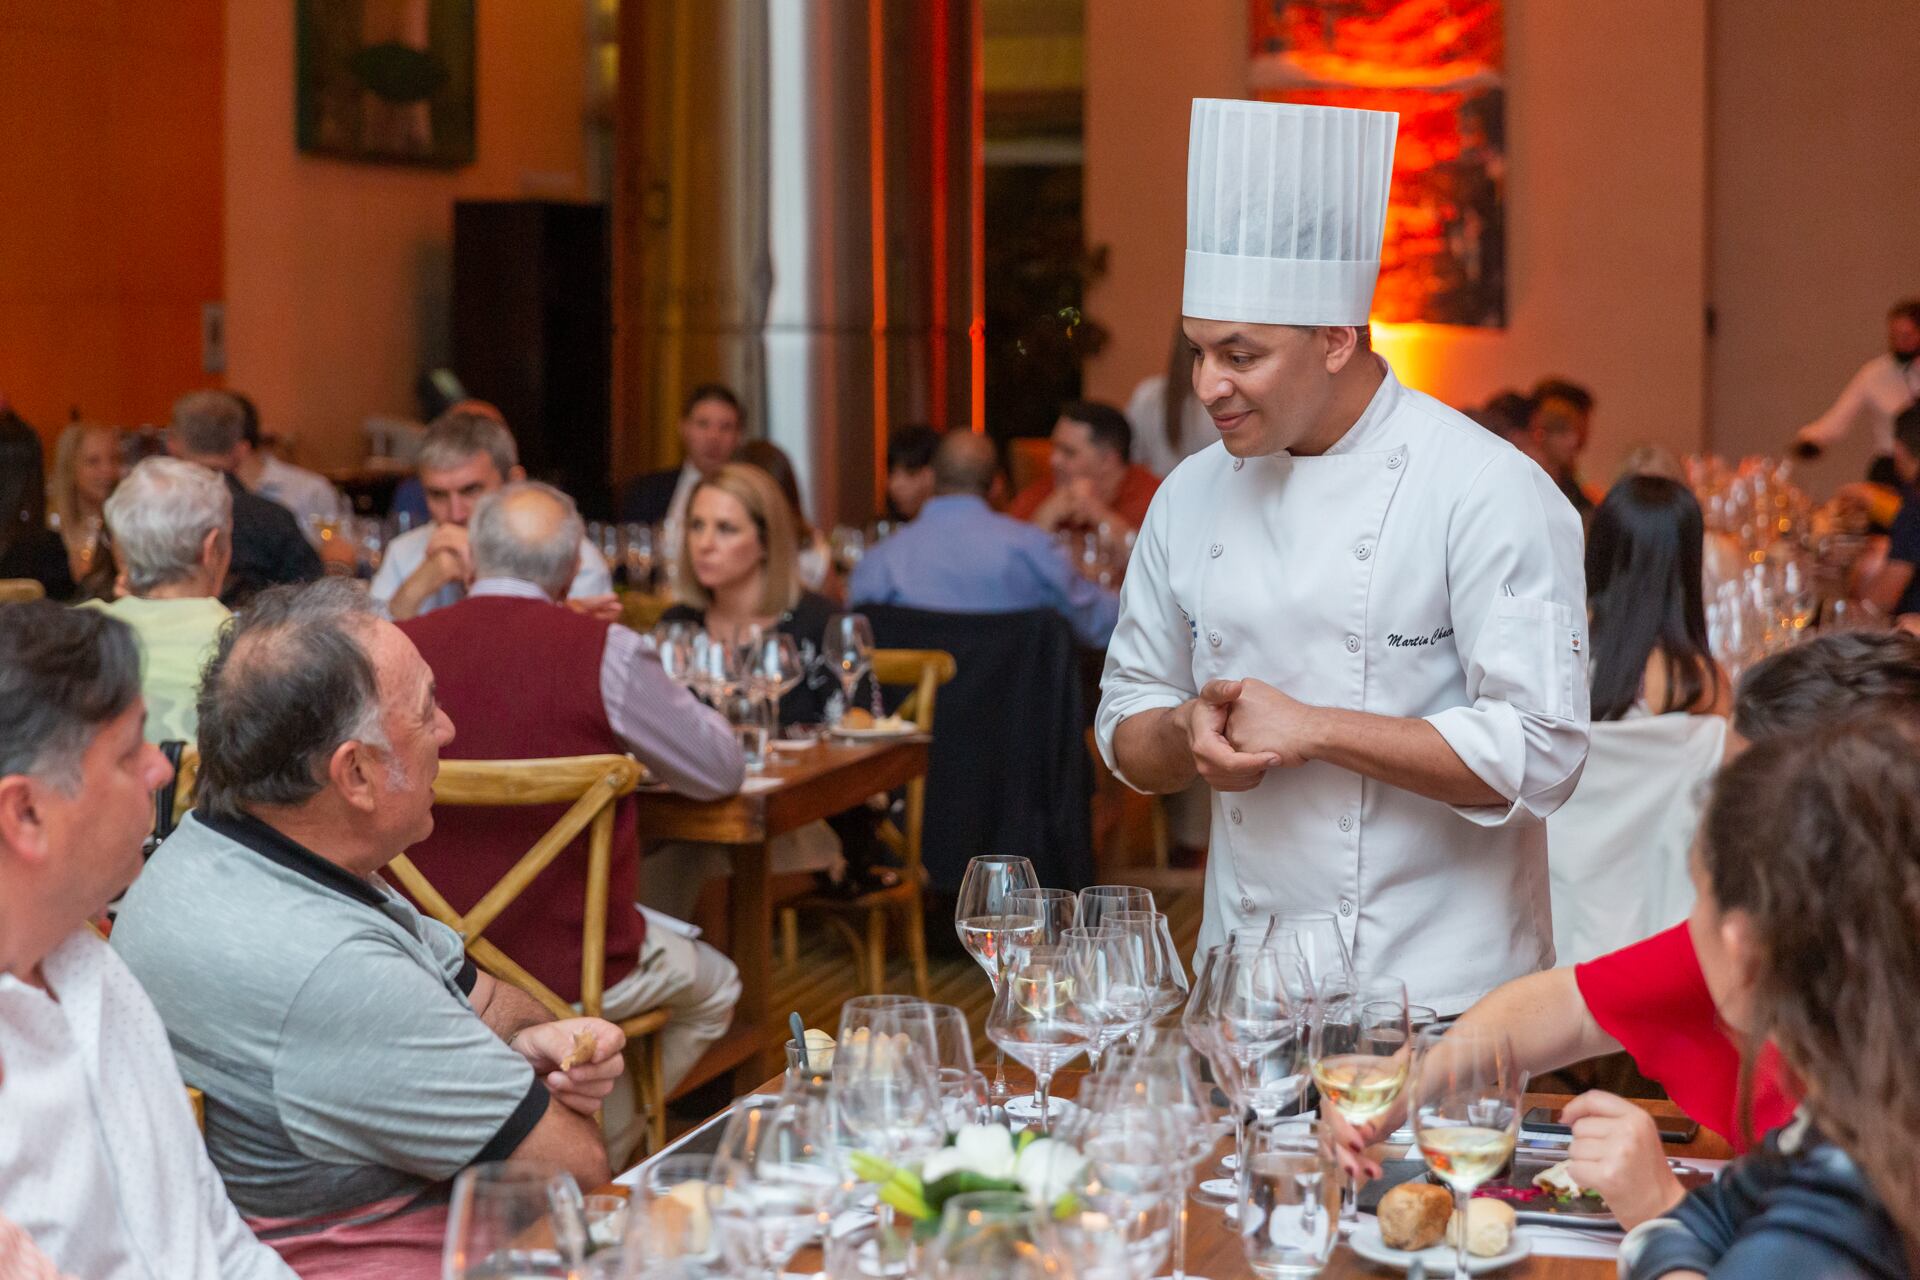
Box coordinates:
[1184,99,1399,327]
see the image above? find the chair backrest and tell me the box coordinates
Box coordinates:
[1546,713,1728,965]
[619,589,671,635]
[861,605,1094,890]
[385,755,644,1019]
[0,578,46,604]
[870,648,957,882]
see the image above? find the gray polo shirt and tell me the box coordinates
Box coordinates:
[111,811,548,1234]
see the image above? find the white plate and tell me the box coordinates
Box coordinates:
[1347,1222,1532,1274]
[826,723,920,741]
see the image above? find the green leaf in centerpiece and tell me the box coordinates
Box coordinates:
[922,1170,1025,1206]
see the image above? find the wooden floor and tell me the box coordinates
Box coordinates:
[769,880,1207,1061]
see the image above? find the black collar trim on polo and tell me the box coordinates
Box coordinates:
[196,809,391,910]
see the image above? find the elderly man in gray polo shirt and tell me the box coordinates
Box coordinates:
[113,580,624,1279]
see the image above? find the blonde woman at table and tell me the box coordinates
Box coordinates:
[1619,714,1918,1279]
[47,420,121,600]
[650,463,899,912]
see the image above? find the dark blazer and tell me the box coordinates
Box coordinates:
[221,472,323,607]
[619,468,683,526]
[859,604,1095,893]
[0,525,75,600]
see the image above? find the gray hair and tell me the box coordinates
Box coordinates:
[0,602,142,788]
[469,481,583,600]
[417,407,518,479]
[103,457,233,594]
[170,389,246,456]
[195,580,390,819]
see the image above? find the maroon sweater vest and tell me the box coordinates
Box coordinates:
[398,595,644,1000]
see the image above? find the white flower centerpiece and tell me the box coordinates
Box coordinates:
[848,1124,1088,1238]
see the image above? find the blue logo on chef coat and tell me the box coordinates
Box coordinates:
[1177,605,1198,651]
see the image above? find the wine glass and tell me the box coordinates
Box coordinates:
[1108,908,1189,1030]
[687,631,741,702]
[923,1191,1048,1280]
[1005,887,1077,968]
[954,856,1040,1107]
[1207,944,1309,1202]
[987,948,1093,1129]
[443,1162,588,1279]
[1238,1118,1337,1278]
[1264,913,1354,991]
[913,1002,985,1131]
[1307,972,1410,1226]
[1410,1026,1523,1280]
[1047,1103,1177,1279]
[833,998,945,1166]
[652,620,698,687]
[626,1154,723,1278]
[822,613,875,720]
[710,1093,849,1279]
[1062,925,1139,1071]
[622,522,656,591]
[1076,884,1154,931]
[1091,1037,1223,1280]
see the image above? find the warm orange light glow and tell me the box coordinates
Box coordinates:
[929,0,950,432]
[968,0,986,433]
[868,0,891,506]
[1367,321,1452,393]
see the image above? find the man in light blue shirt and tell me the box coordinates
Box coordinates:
[848,432,1120,647]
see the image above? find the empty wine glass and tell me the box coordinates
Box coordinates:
[711,1092,849,1279]
[1089,1037,1222,1280]
[1065,925,1149,1071]
[1208,944,1310,1201]
[1265,913,1353,991]
[955,856,1040,1107]
[1108,908,1189,1030]
[987,948,1092,1129]
[833,997,944,1167]
[652,620,698,687]
[626,1154,723,1277]
[442,1162,588,1279]
[823,613,874,720]
[1005,887,1077,968]
[912,1002,985,1131]
[924,1191,1048,1280]
[622,522,656,590]
[1076,884,1154,931]
[1410,1026,1523,1280]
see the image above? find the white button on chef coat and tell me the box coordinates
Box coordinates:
[1097,362,1590,1013]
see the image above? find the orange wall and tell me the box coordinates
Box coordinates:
[1084,0,1712,478]
[0,1,224,443]
[223,0,589,470]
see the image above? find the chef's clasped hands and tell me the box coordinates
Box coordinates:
[1183,677,1322,789]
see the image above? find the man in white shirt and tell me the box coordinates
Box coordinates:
[0,600,295,1280]
[1791,297,1920,485]
[1099,100,1590,1013]
[370,407,616,620]
[229,392,349,548]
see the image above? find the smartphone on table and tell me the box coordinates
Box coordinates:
[1522,1105,1699,1145]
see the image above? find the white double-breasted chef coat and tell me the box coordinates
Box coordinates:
[1097,363,1591,1012]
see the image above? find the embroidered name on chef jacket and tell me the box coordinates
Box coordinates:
[1385,626,1455,649]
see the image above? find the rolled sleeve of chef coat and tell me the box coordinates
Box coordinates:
[1424,450,1590,828]
[1096,489,1194,792]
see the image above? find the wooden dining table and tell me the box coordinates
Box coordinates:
[609,1063,1733,1278]
[634,734,930,1090]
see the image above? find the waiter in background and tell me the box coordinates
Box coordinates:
[1790,297,1920,486]
[1098,100,1590,1013]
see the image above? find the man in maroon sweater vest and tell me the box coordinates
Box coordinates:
[398,482,744,1164]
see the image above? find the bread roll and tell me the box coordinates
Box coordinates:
[842,707,875,729]
[1377,1182,1453,1251]
[1445,1198,1516,1257]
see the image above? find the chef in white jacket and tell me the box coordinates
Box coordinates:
[1098,99,1590,1013]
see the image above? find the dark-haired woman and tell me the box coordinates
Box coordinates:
[1587,475,1731,721]
[0,418,76,600]
[1620,714,1919,1278]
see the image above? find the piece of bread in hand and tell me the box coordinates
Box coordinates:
[1445,1197,1516,1257]
[1378,1181,1453,1251]
[559,1029,597,1071]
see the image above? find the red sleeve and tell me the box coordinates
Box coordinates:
[1007,478,1051,521]
[1116,466,1162,529]
[1575,923,1799,1150]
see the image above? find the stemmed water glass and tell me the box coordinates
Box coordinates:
[823,613,875,720]
[1108,908,1190,1032]
[442,1162,589,1279]
[1076,884,1154,931]
[710,1091,850,1280]
[954,856,1040,1108]
[1410,1026,1523,1280]
[1062,925,1142,1071]
[1205,943,1310,1203]
[987,947,1092,1129]
[1307,972,1410,1226]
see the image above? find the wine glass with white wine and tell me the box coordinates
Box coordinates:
[1409,1025,1523,1280]
[1307,972,1409,1226]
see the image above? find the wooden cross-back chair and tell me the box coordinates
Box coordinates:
[0,579,46,604]
[381,754,672,1155]
[780,647,956,997]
